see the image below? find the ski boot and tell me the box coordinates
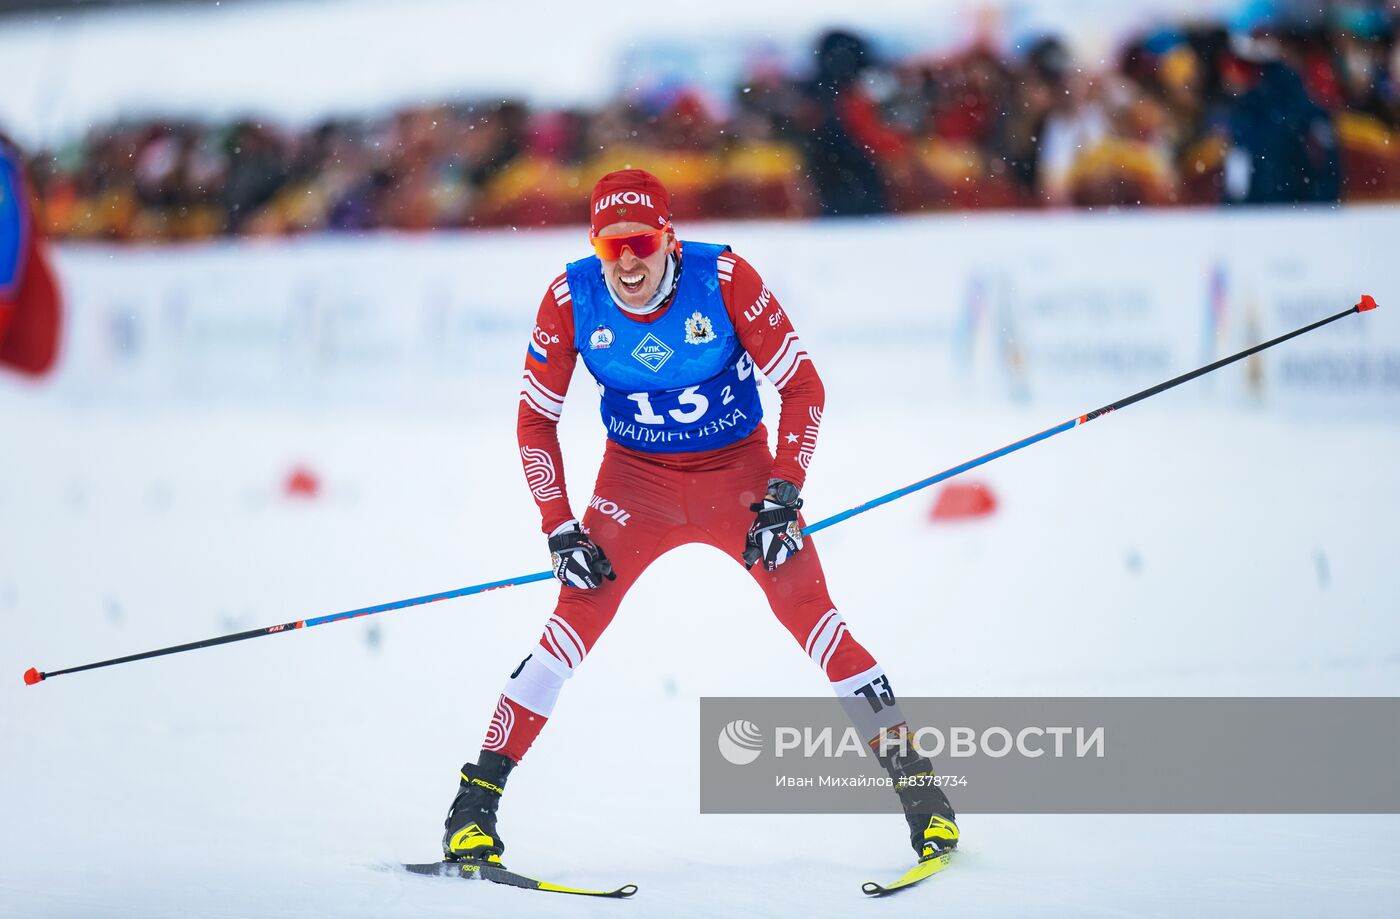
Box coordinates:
[880,744,959,861]
[442,751,515,863]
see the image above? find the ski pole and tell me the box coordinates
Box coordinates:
[23,295,1378,686]
[806,294,1379,534]
[23,569,555,685]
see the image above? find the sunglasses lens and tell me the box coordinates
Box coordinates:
[592,229,664,260]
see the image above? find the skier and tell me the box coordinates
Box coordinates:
[442,169,956,867]
[0,133,60,377]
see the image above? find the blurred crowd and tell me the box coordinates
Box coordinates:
[18,3,1400,241]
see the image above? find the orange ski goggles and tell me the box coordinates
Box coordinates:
[589,225,671,261]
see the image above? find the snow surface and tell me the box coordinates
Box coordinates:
[3,213,1399,917]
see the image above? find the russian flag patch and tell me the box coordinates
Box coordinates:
[527,340,548,363]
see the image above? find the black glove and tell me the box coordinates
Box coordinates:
[743,479,804,571]
[548,520,616,589]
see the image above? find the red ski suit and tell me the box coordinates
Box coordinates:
[0,140,60,377]
[485,248,893,762]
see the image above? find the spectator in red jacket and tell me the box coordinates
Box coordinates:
[0,133,61,377]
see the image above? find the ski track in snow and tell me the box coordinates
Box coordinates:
[3,346,1398,917]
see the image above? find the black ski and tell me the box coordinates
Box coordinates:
[402,859,637,898]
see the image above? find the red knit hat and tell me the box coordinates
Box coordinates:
[589,169,671,235]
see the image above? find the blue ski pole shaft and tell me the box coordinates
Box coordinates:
[23,570,554,686]
[24,296,1377,686]
[810,294,1375,534]
[803,418,1076,536]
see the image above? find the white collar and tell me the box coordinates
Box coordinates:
[606,253,677,316]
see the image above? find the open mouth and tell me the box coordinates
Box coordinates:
[618,270,647,297]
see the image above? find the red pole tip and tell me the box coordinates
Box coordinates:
[23,668,43,686]
[1357,295,1378,312]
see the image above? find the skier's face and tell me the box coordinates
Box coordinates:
[595,220,675,309]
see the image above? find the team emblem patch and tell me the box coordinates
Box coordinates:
[631,333,674,372]
[684,311,717,345]
[590,326,615,350]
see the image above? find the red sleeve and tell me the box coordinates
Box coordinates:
[518,272,579,534]
[719,252,824,490]
[0,227,61,377]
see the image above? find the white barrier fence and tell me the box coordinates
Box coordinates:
[34,207,1400,418]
